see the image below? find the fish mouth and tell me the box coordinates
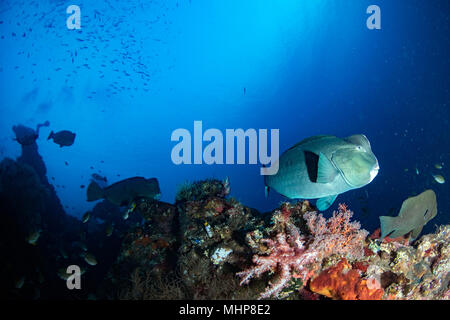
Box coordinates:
[369,162,380,183]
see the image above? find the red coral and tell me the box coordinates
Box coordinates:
[369,227,410,245]
[352,261,369,273]
[309,258,384,300]
[364,247,375,257]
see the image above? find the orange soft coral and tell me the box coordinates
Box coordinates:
[309,258,384,300]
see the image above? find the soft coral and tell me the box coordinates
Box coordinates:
[237,203,369,298]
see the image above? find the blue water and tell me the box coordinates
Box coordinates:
[0,0,449,234]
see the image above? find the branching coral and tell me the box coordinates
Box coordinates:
[236,229,317,299]
[304,204,368,261]
[237,203,369,299]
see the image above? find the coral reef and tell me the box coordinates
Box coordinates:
[111,178,262,299]
[237,203,369,298]
[109,182,449,300]
[1,153,448,301]
[309,258,384,300]
[364,225,450,300]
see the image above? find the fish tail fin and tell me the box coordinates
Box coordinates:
[87,181,104,201]
[379,216,397,239]
[47,131,54,140]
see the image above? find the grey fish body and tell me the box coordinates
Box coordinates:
[379,189,437,240]
[87,176,160,206]
[265,135,379,210]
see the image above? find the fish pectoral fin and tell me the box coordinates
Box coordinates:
[316,194,338,211]
[411,224,424,240]
[379,216,398,239]
[316,153,338,184]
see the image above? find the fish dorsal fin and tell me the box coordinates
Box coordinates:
[287,135,334,151]
[316,194,338,211]
[316,153,338,184]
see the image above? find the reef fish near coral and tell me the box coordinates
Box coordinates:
[379,189,437,240]
[432,174,445,184]
[87,176,161,207]
[265,135,379,210]
[47,130,76,147]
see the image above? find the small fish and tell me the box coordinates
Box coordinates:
[432,174,445,184]
[91,173,107,182]
[105,223,114,237]
[415,167,419,175]
[15,276,25,289]
[83,252,98,266]
[59,247,68,259]
[434,163,443,170]
[65,161,69,166]
[73,241,87,251]
[123,201,136,220]
[80,185,85,189]
[57,268,70,280]
[82,212,90,223]
[26,230,41,245]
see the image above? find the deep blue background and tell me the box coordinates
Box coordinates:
[0,0,449,234]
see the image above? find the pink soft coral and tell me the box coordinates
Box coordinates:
[237,203,368,299]
[237,224,317,299]
[304,203,368,260]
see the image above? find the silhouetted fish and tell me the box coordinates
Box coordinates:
[48,130,76,147]
[87,177,161,207]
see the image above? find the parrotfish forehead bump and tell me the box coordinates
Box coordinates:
[332,145,379,188]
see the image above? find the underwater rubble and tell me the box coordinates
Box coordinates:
[109,179,449,300]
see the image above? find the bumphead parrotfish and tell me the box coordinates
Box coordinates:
[379,189,437,240]
[264,134,379,210]
[87,176,161,207]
